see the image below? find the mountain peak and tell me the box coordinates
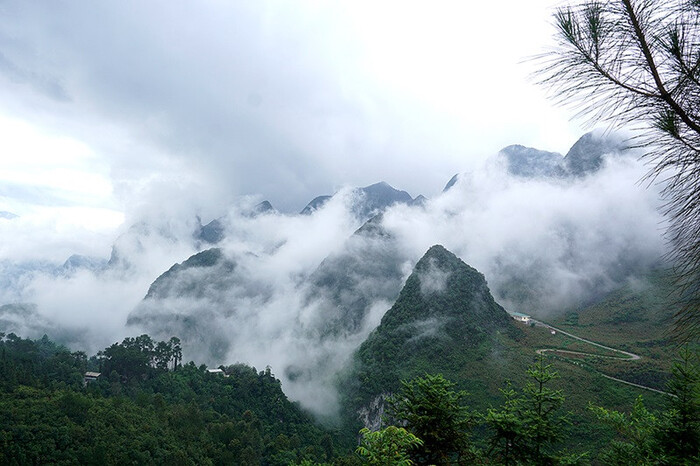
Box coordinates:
[367,181,391,188]
[497,145,564,178]
[344,245,521,415]
[494,131,628,179]
[443,174,460,192]
[300,195,332,215]
[247,200,275,217]
[563,131,627,176]
[360,181,411,198]
[417,244,458,265]
[378,245,513,331]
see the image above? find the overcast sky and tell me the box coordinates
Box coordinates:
[0,0,582,230]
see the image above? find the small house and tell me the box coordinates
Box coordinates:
[207,368,226,376]
[83,371,101,386]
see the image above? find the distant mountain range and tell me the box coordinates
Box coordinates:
[195,181,426,246]
[119,130,651,377]
[300,181,423,217]
[0,130,664,425]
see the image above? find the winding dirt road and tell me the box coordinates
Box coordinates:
[532,319,674,398]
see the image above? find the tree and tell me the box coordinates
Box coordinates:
[484,383,526,465]
[356,426,423,466]
[169,337,182,371]
[656,346,700,462]
[387,374,474,465]
[98,336,154,381]
[537,0,700,341]
[590,348,700,464]
[590,396,661,465]
[522,356,569,463]
[153,340,172,371]
[484,356,573,465]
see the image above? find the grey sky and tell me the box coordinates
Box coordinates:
[0,0,581,222]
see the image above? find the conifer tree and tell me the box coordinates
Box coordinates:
[538,0,700,340]
[387,374,474,465]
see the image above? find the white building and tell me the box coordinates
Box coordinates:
[509,312,532,324]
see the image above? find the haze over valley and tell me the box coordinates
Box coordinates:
[0,131,666,415]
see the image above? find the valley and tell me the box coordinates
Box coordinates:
[0,131,695,463]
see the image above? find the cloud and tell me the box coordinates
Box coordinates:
[418,259,451,295]
[382,151,666,313]
[0,141,668,416]
[0,0,584,215]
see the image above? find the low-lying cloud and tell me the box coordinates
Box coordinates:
[0,145,666,416]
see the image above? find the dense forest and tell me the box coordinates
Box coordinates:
[0,333,337,465]
[0,331,697,465]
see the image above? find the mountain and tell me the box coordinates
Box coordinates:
[0,211,18,220]
[336,247,673,457]
[562,131,627,176]
[126,248,270,363]
[497,145,564,178]
[495,131,628,179]
[195,218,225,244]
[300,181,417,221]
[194,201,276,245]
[300,195,332,215]
[544,267,678,392]
[61,254,108,273]
[247,200,276,217]
[107,220,198,270]
[301,214,407,339]
[443,174,459,192]
[129,211,409,403]
[411,194,428,206]
[341,245,523,427]
[142,248,236,300]
[0,303,87,347]
[354,182,413,218]
[0,303,52,338]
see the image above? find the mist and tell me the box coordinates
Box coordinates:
[0,139,666,416]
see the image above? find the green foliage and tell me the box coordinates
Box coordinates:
[0,333,336,465]
[590,347,700,464]
[1,325,696,464]
[590,396,661,465]
[656,346,700,461]
[97,334,182,382]
[387,373,474,465]
[342,248,676,459]
[484,383,526,465]
[345,245,522,417]
[0,333,85,390]
[356,426,423,465]
[523,356,569,462]
[484,356,572,465]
